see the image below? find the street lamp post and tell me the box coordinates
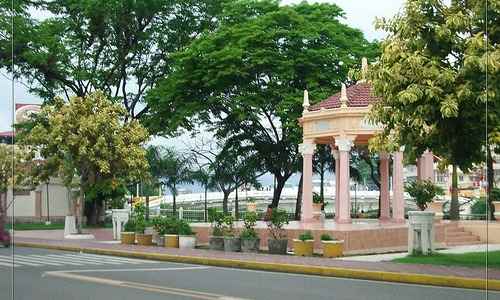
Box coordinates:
[45,181,51,225]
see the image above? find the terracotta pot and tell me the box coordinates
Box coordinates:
[136,233,153,246]
[164,234,179,248]
[322,240,344,258]
[121,232,135,245]
[293,239,314,256]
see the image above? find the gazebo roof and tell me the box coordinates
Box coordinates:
[308,82,379,111]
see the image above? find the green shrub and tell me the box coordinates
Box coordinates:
[223,215,235,237]
[124,218,135,232]
[151,216,167,235]
[320,233,334,241]
[298,231,314,241]
[405,179,444,211]
[177,220,194,235]
[208,208,225,236]
[313,192,322,204]
[240,212,258,240]
[266,209,289,240]
[165,218,179,235]
[471,199,487,215]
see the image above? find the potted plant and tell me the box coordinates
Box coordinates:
[121,218,136,244]
[208,208,225,250]
[240,212,260,252]
[312,192,322,219]
[164,217,179,248]
[266,208,289,254]
[178,219,197,249]
[406,179,444,212]
[134,202,153,246]
[293,231,314,256]
[151,216,166,246]
[246,197,257,212]
[320,233,344,258]
[223,215,241,252]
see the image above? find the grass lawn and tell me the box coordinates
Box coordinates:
[393,251,500,269]
[6,223,65,231]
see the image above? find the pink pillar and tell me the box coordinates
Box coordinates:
[300,142,315,222]
[416,158,422,180]
[379,153,390,220]
[392,149,405,222]
[421,150,434,182]
[335,138,353,223]
[332,149,340,221]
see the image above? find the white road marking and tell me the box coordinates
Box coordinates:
[0,260,19,267]
[44,267,250,300]
[79,253,157,264]
[0,255,45,266]
[28,255,87,266]
[60,254,124,265]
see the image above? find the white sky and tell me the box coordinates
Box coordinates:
[0,0,405,132]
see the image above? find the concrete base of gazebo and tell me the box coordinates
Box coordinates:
[191,220,460,255]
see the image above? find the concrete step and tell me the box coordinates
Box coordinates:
[446,235,480,243]
[446,240,484,246]
[446,230,473,237]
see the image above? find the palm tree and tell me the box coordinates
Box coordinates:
[147,146,192,216]
[191,166,216,222]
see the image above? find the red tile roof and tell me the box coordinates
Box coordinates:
[309,82,380,111]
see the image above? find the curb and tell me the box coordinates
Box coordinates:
[15,241,500,291]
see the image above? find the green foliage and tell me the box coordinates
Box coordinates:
[133,201,147,234]
[240,212,258,240]
[123,218,136,233]
[247,197,256,203]
[312,192,322,204]
[208,208,225,236]
[0,0,227,120]
[470,199,487,215]
[491,188,500,202]
[151,216,168,235]
[266,209,289,240]
[320,233,334,241]
[177,220,194,236]
[146,1,378,206]
[222,215,235,237]
[405,180,444,211]
[298,231,314,242]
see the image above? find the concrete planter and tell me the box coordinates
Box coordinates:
[164,234,179,248]
[408,211,435,255]
[268,239,288,255]
[224,236,241,252]
[322,240,344,258]
[312,203,322,220]
[136,233,153,246]
[426,201,445,219]
[293,239,314,256]
[120,232,135,245]
[241,238,260,253]
[494,202,500,218]
[179,235,196,249]
[209,236,225,251]
[156,235,165,247]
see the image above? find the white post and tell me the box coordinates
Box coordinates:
[179,207,184,220]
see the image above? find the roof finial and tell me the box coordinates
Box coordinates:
[303,89,310,112]
[340,83,348,108]
[359,57,368,83]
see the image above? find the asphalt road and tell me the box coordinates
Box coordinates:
[0,247,498,300]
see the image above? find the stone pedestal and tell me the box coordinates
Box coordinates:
[64,216,77,237]
[112,209,130,240]
[408,211,435,255]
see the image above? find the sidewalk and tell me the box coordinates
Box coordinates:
[11,229,500,291]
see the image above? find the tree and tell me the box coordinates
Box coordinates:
[147,146,192,215]
[19,91,149,226]
[0,0,227,120]
[369,0,495,220]
[313,145,334,206]
[146,1,378,207]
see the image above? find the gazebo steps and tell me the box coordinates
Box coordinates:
[445,226,482,246]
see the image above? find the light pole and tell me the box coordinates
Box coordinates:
[45,181,51,225]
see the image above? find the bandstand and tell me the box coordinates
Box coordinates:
[298,58,434,224]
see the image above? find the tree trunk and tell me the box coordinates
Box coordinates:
[0,192,6,234]
[222,191,230,214]
[204,186,208,222]
[235,186,239,220]
[320,169,325,211]
[487,147,496,220]
[145,195,150,221]
[449,164,460,220]
[295,174,303,220]
[270,177,286,208]
[77,180,84,234]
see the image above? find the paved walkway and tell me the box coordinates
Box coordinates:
[10,232,500,281]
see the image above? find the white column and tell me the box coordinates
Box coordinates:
[300,142,316,222]
[332,149,340,221]
[392,147,405,223]
[335,137,354,223]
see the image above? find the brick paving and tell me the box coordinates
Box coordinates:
[10,230,500,281]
